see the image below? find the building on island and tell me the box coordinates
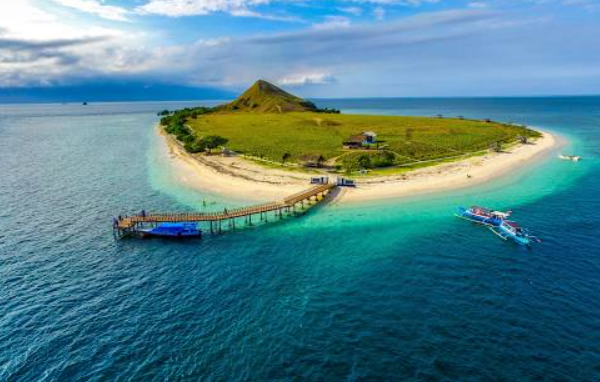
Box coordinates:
[311,176,329,184]
[299,154,325,168]
[343,131,377,149]
[343,135,367,149]
[362,131,377,143]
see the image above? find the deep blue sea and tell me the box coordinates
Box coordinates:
[1,98,599,381]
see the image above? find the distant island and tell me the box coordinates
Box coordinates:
[158,80,556,202]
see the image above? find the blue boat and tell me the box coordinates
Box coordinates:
[456,206,506,227]
[139,222,202,238]
[490,220,539,246]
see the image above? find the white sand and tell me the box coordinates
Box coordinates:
[158,127,562,204]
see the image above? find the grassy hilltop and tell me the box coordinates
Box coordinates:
[215,79,319,113]
[162,80,541,173]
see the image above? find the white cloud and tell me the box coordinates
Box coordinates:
[49,0,130,21]
[277,72,336,86]
[312,16,351,30]
[338,6,363,16]
[0,0,124,41]
[0,0,145,86]
[136,0,271,17]
[134,0,443,18]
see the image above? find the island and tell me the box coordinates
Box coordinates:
[158,80,557,202]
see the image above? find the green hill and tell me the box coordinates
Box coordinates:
[216,80,318,113]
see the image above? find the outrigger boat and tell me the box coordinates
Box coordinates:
[490,220,541,246]
[139,222,202,238]
[456,206,511,227]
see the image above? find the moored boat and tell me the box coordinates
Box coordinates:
[558,154,581,162]
[456,206,508,227]
[139,222,202,238]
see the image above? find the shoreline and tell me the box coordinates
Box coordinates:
[158,126,564,204]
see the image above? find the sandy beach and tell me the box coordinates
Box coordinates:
[159,126,562,204]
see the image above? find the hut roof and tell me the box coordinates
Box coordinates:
[344,135,367,144]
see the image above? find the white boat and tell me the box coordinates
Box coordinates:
[558,154,581,162]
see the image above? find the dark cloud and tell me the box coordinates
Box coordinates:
[0,35,107,63]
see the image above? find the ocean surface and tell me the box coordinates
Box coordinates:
[1,97,599,381]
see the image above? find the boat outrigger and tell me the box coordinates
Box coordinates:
[456,206,511,227]
[138,222,202,238]
[490,220,541,246]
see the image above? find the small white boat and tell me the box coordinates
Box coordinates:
[558,154,581,162]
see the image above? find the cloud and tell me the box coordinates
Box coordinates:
[49,0,130,21]
[338,6,363,16]
[373,6,386,20]
[312,16,352,30]
[0,7,506,87]
[1,1,599,96]
[277,72,337,86]
[0,0,144,87]
[134,0,444,18]
[136,0,270,17]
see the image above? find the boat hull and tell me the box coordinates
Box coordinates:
[140,231,202,239]
[138,223,202,239]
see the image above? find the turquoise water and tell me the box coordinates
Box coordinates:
[1,98,599,381]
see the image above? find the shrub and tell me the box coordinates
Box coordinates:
[184,140,206,153]
[202,135,229,153]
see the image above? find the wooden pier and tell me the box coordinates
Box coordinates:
[113,183,335,237]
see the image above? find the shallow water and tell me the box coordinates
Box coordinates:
[1,98,599,381]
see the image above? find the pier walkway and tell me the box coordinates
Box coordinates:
[114,183,335,237]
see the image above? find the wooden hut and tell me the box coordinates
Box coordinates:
[343,135,367,149]
[299,154,325,168]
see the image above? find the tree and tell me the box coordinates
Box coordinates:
[202,135,229,154]
[490,141,502,153]
[184,140,206,153]
[357,154,372,169]
[282,152,291,164]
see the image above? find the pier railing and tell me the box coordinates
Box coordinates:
[114,183,335,233]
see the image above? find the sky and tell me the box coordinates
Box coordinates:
[0,0,599,99]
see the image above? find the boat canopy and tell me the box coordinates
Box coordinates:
[471,206,492,215]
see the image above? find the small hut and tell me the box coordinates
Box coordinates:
[343,135,368,149]
[299,154,325,168]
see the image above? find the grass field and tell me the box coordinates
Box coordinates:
[186,111,540,170]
